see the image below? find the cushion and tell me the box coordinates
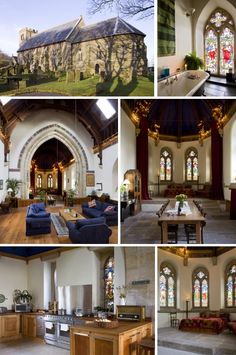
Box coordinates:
[104,205,115,212]
[75,217,105,229]
[28,212,50,218]
[88,199,96,208]
[37,202,46,211]
[95,200,103,210]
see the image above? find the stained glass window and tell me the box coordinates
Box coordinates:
[192,268,209,308]
[204,8,234,76]
[37,175,42,188]
[160,148,172,181]
[47,174,53,188]
[160,263,176,308]
[185,148,198,181]
[225,261,236,307]
[104,256,114,311]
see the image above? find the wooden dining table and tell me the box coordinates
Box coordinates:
[158,199,206,244]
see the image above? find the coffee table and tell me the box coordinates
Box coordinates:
[59,209,85,223]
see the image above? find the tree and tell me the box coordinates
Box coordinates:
[0,50,11,68]
[88,0,154,19]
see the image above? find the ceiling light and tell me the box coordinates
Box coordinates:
[96,99,116,119]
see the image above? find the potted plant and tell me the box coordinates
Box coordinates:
[6,178,22,197]
[39,189,46,203]
[116,285,129,305]
[184,52,204,70]
[13,289,32,304]
[67,189,76,207]
[120,184,127,199]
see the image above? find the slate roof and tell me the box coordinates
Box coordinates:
[18,17,145,52]
[71,17,146,43]
[18,19,80,52]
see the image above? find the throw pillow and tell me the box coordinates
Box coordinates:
[104,205,115,212]
[88,199,96,208]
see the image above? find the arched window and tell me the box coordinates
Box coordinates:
[160,148,172,181]
[37,175,42,188]
[96,45,102,59]
[185,148,198,181]
[160,262,176,309]
[78,48,82,61]
[104,256,114,311]
[192,267,209,308]
[47,174,53,188]
[205,8,235,75]
[225,261,236,307]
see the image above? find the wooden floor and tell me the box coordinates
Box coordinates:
[0,206,118,245]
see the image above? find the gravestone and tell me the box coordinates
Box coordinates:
[66,70,75,83]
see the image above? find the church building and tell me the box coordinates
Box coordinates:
[17,16,147,80]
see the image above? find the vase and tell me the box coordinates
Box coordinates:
[120,298,126,306]
[177,200,184,216]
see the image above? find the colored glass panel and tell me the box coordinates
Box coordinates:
[194,279,200,307]
[186,150,198,181]
[197,271,205,279]
[230,265,236,273]
[220,27,234,75]
[227,275,233,306]
[205,29,218,74]
[168,277,174,307]
[202,279,208,307]
[163,266,171,275]
[160,274,167,307]
[160,149,172,181]
[210,11,227,27]
[104,256,114,311]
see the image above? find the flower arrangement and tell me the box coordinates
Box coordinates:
[175,194,187,202]
[116,285,129,299]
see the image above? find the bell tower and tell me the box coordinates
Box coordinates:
[19,28,38,45]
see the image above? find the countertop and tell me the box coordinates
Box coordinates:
[71,320,152,335]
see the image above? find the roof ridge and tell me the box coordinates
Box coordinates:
[66,16,83,40]
[80,17,117,30]
[118,17,135,33]
[113,17,119,35]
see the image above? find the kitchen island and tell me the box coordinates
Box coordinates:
[70,320,153,355]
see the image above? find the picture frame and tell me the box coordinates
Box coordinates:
[86,173,95,187]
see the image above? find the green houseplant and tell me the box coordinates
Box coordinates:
[13,289,32,304]
[184,52,204,70]
[39,189,46,203]
[67,189,76,207]
[6,178,22,197]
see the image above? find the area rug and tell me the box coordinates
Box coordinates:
[51,213,69,236]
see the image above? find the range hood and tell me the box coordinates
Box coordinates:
[57,285,92,315]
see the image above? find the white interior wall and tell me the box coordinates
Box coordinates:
[120,109,136,182]
[158,248,236,328]
[148,137,211,195]
[0,141,8,201]
[114,247,126,310]
[93,144,118,199]
[0,257,27,310]
[158,0,192,75]
[223,114,236,201]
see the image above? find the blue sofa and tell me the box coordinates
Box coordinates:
[66,217,112,244]
[26,203,51,236]
[82,200,118,226]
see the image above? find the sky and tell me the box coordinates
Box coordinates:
[0,0,154,65]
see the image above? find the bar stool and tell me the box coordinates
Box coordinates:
[137,337,155,355]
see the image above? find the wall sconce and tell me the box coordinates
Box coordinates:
[185,8,195,17]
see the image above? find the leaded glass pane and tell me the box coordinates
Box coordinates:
[160,157,165,181]
[186,157,192,181]
[227,275,233,306]
[193,157,198,181]
[230,265,236,273]
[220,27,234,75]
[166,157,172,181]
[160,274,167,307]
[168,277,175,307]
[210,11,227,27]
[104,257,114,311]
[194,279,200,307]
[197,271,205,279]
[202,279,208,307]
[163,266,171,275]
[205,29,218,74]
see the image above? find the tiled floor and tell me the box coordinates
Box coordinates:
[159,347,202,355]
[158,327,236,355]
[204,82,236,96]
[121,199,236,244]
[0,338,69,355]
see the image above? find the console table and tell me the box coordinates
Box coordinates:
[120,199,135,222]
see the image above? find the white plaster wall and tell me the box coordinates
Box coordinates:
[9,109,94,173]
[223,114,236,201]
[158,248,236,328]
[27,258,44,310]
[63,163,76,191]
[56,248,99,309]
[93,143,118,200]
[120,109,136,182]
[194,0,236,59]
[148,137,211,195]
[0,257,27,310]
[114,247,126,310]
[158,0,192,75]
[0,141,8,201]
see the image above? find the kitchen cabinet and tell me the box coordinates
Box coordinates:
[22,314,36,337]
[70,321,152,355]
[0,314,20,340]
[36,315,45,338]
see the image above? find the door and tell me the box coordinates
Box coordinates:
[1,315,20,337]
[71,331,90,355]
[94,337,114,355]
[95,64,100,74]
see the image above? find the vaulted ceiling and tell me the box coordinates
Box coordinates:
[0,99,118,147]
[161,247,234,258]
[123,99,236,141]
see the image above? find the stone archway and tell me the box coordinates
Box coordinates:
[95,63,100,74]
[18,124,89,198]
